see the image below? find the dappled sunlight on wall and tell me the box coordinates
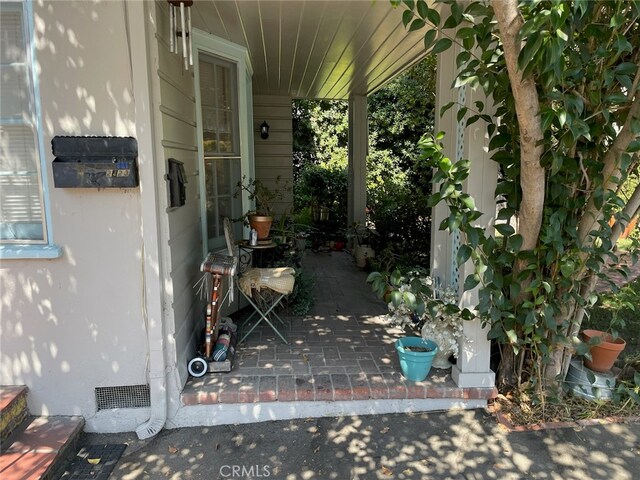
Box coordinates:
[33,0,135,138]
[0,0,148,421]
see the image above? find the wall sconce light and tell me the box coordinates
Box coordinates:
[260,121,270,140]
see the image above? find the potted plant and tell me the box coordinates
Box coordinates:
[395,337,438,381]
[368,269,471,371]
[302,166,332,222]
[580,294,629,373]
[272,211,293,246]
[236,176,289,240]
[348,222,378,268]
[581,329,626,373]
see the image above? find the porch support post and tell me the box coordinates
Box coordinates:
[433,45,496,389]
[431,49,457,289]
[453,81,497,388]
[348,95,368,226]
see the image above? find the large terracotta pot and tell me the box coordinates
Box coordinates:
[248,214,273,240]
[582,329,626,373]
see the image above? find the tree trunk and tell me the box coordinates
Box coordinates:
[493,0,547,389]
[559,274,598,380]
[497,344,519,390]
[577,93,640,249]
[493,0,546,256]
[611,181,640,243]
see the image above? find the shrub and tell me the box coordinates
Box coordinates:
[294,164,347,235]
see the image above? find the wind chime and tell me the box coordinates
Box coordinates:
[167,0,193,70]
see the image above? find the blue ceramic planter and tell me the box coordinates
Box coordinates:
[395,337,438,382]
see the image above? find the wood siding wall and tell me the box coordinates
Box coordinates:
[155,1,203,388]
[252,95,294,216]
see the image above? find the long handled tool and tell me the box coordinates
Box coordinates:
[187,253,237,377]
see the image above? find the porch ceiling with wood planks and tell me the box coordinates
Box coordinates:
[191,0,431,99]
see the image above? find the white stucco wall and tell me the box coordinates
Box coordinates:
[0,1,148,420]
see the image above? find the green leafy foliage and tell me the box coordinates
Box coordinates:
[294,164,348,235]
[292,57,438,266]
[285,268,316,316]
[586,278,640,356]
[397,0,640,400]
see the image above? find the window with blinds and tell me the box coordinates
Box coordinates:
[198,53,242,250]
[0,1,46,243]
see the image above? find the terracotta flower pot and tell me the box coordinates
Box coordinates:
[582,329,626,373]
[248,215,273,240]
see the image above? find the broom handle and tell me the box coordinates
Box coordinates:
[204,274,223,358]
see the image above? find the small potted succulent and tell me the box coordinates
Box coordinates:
[272,211,294,246]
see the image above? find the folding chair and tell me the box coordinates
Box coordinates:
[224,218,295,344]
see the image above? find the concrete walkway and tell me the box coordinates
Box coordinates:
[76,410,639,479]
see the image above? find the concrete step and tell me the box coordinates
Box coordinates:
[1,386,29,442]
[0,416,84,480]
[0,386,84,480]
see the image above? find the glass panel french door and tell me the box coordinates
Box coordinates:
[198,53,242,250]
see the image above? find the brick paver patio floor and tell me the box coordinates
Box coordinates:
[181,251,497,406]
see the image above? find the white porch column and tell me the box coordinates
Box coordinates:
[453,82,497,388]
[432,46,496,389]
[430,50,457,289]
[348,95,368,226]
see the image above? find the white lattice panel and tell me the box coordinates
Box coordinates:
[450,85,467,295]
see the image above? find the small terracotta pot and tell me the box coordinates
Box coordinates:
[582,329,626,373]
[248,215,273,240]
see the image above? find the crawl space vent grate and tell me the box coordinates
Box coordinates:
[95,385,150,410]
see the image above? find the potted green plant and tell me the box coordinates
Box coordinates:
[236,176,288,240]
[348,222,378,268]
[368,269,472,370]
[580,290,630,373]
[581,330,626,373]
[368,269,439,381]
[273,211,294,246]
[302,166,332,222]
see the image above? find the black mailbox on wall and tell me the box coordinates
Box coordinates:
[167,158,187,207]
[52,136,138,188]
